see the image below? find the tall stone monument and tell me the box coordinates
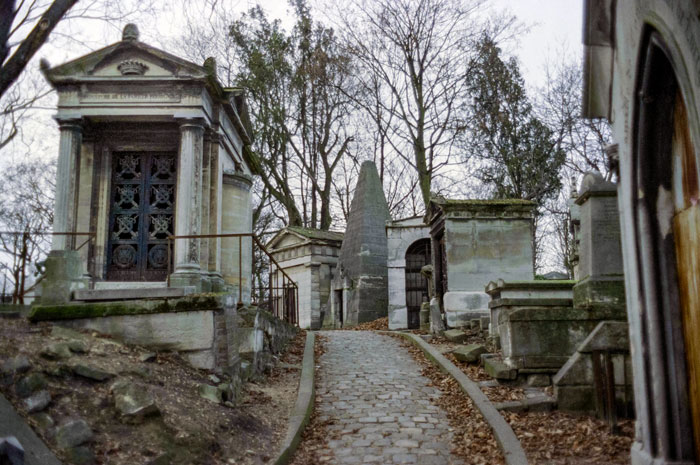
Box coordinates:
[336,161,391,325]
[572,172,624,310]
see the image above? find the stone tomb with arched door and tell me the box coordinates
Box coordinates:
[387,217,431,330]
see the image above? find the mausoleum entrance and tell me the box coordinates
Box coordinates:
[107,151,176,281]
[404,239,431,329]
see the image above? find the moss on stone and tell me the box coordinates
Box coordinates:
[29,293,227,322]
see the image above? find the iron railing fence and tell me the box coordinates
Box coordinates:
[167,233,299,326]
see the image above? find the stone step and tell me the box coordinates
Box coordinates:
[72,287,187,301]
[93,281,167,290]
[493,396,556,413]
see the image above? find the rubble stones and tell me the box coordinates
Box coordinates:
[24,390,51,412]
[138,352,156,363]
[40,342,73,360]
[112,381,159,422]
[1,355,31,376]
[31,412,55,430]
[443,329,468,343]
[452,344,488,363]
[15,373,48,398]
[71,363,114,382]
[65,445,95,465]
[198,384,222,404]
[55,419,93,449]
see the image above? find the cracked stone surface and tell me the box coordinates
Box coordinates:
[314,331,460,464]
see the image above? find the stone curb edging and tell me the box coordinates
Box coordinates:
[273,331,316,465]
[386,331,529,465]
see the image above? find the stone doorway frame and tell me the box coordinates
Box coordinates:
[628,28,698,463]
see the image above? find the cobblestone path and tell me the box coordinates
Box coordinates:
[314,331,460,464]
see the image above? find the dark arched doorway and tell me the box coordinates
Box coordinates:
[405,239,431,329]
[633,29,699,460]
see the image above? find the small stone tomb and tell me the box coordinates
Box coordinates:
[267,227,343,330]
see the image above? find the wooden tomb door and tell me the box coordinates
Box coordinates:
[405,239,431,329]
[671,90,700,459]
[107,152,176,281]
[634,31,699,460]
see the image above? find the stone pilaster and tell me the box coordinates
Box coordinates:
[208,133,225,291]
[52,119,82,251]
[170,119,205,290]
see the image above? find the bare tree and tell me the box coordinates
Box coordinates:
[329,0,519,211]
[0,159,55,304]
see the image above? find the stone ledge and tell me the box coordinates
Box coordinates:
[273,332,315,465]
[388,331,528,465]
[28,293,226,321]
[73,287,188,301]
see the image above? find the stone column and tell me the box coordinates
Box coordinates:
[208,134,225,291]
[221,171,253,304]
[170,119,205,290]
[52,119,82,251]
[40,118,86,304]
[198,130,212,292]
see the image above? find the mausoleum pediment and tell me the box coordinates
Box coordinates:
[43,26,206,84]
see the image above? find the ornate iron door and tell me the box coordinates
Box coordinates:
[107,152,176,281]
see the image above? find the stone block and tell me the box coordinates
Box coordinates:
[483,357,517,380]
[443,329,468,343]
[419,303,430,330]
[56,419,93,449]
[555,385,596,413]
[429,298,445,335]
[572,277,625,310]
[527,374,551,387]
[38,250,87,305]
[452,344,487,363]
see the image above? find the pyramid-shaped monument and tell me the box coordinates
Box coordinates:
[339,161,391,325]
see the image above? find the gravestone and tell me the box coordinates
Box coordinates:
[572,172,625,309]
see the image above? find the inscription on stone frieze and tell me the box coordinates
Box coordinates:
[79,91,181,104]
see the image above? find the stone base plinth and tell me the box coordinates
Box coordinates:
[443,291,490,328]
[169,270,206,293]
[573,276,625,310]
[39,250,89,305]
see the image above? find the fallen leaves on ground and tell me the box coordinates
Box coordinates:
[350,317,388,331]
[424,330,633,464]
[289,334,329,465]
[393,335,505,465]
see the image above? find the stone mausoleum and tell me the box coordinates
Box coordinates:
[39,24,258,304]
[428,197,536,328]
[267,227,343,330]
